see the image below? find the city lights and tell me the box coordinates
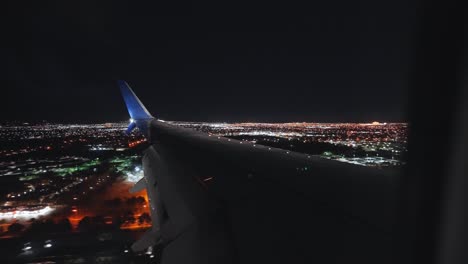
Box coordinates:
[0,206,54,220]
[0,121,407,238]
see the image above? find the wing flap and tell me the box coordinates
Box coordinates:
[131,229,161,252]
[130,178,146,194]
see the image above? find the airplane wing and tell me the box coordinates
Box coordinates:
[118,81,397,264]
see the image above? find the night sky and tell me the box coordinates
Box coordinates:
[4,1,418,123]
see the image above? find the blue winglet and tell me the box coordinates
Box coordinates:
[118,80,153,120]
[118,80,154,135]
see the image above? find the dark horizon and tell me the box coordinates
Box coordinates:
[3,1,416,123]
